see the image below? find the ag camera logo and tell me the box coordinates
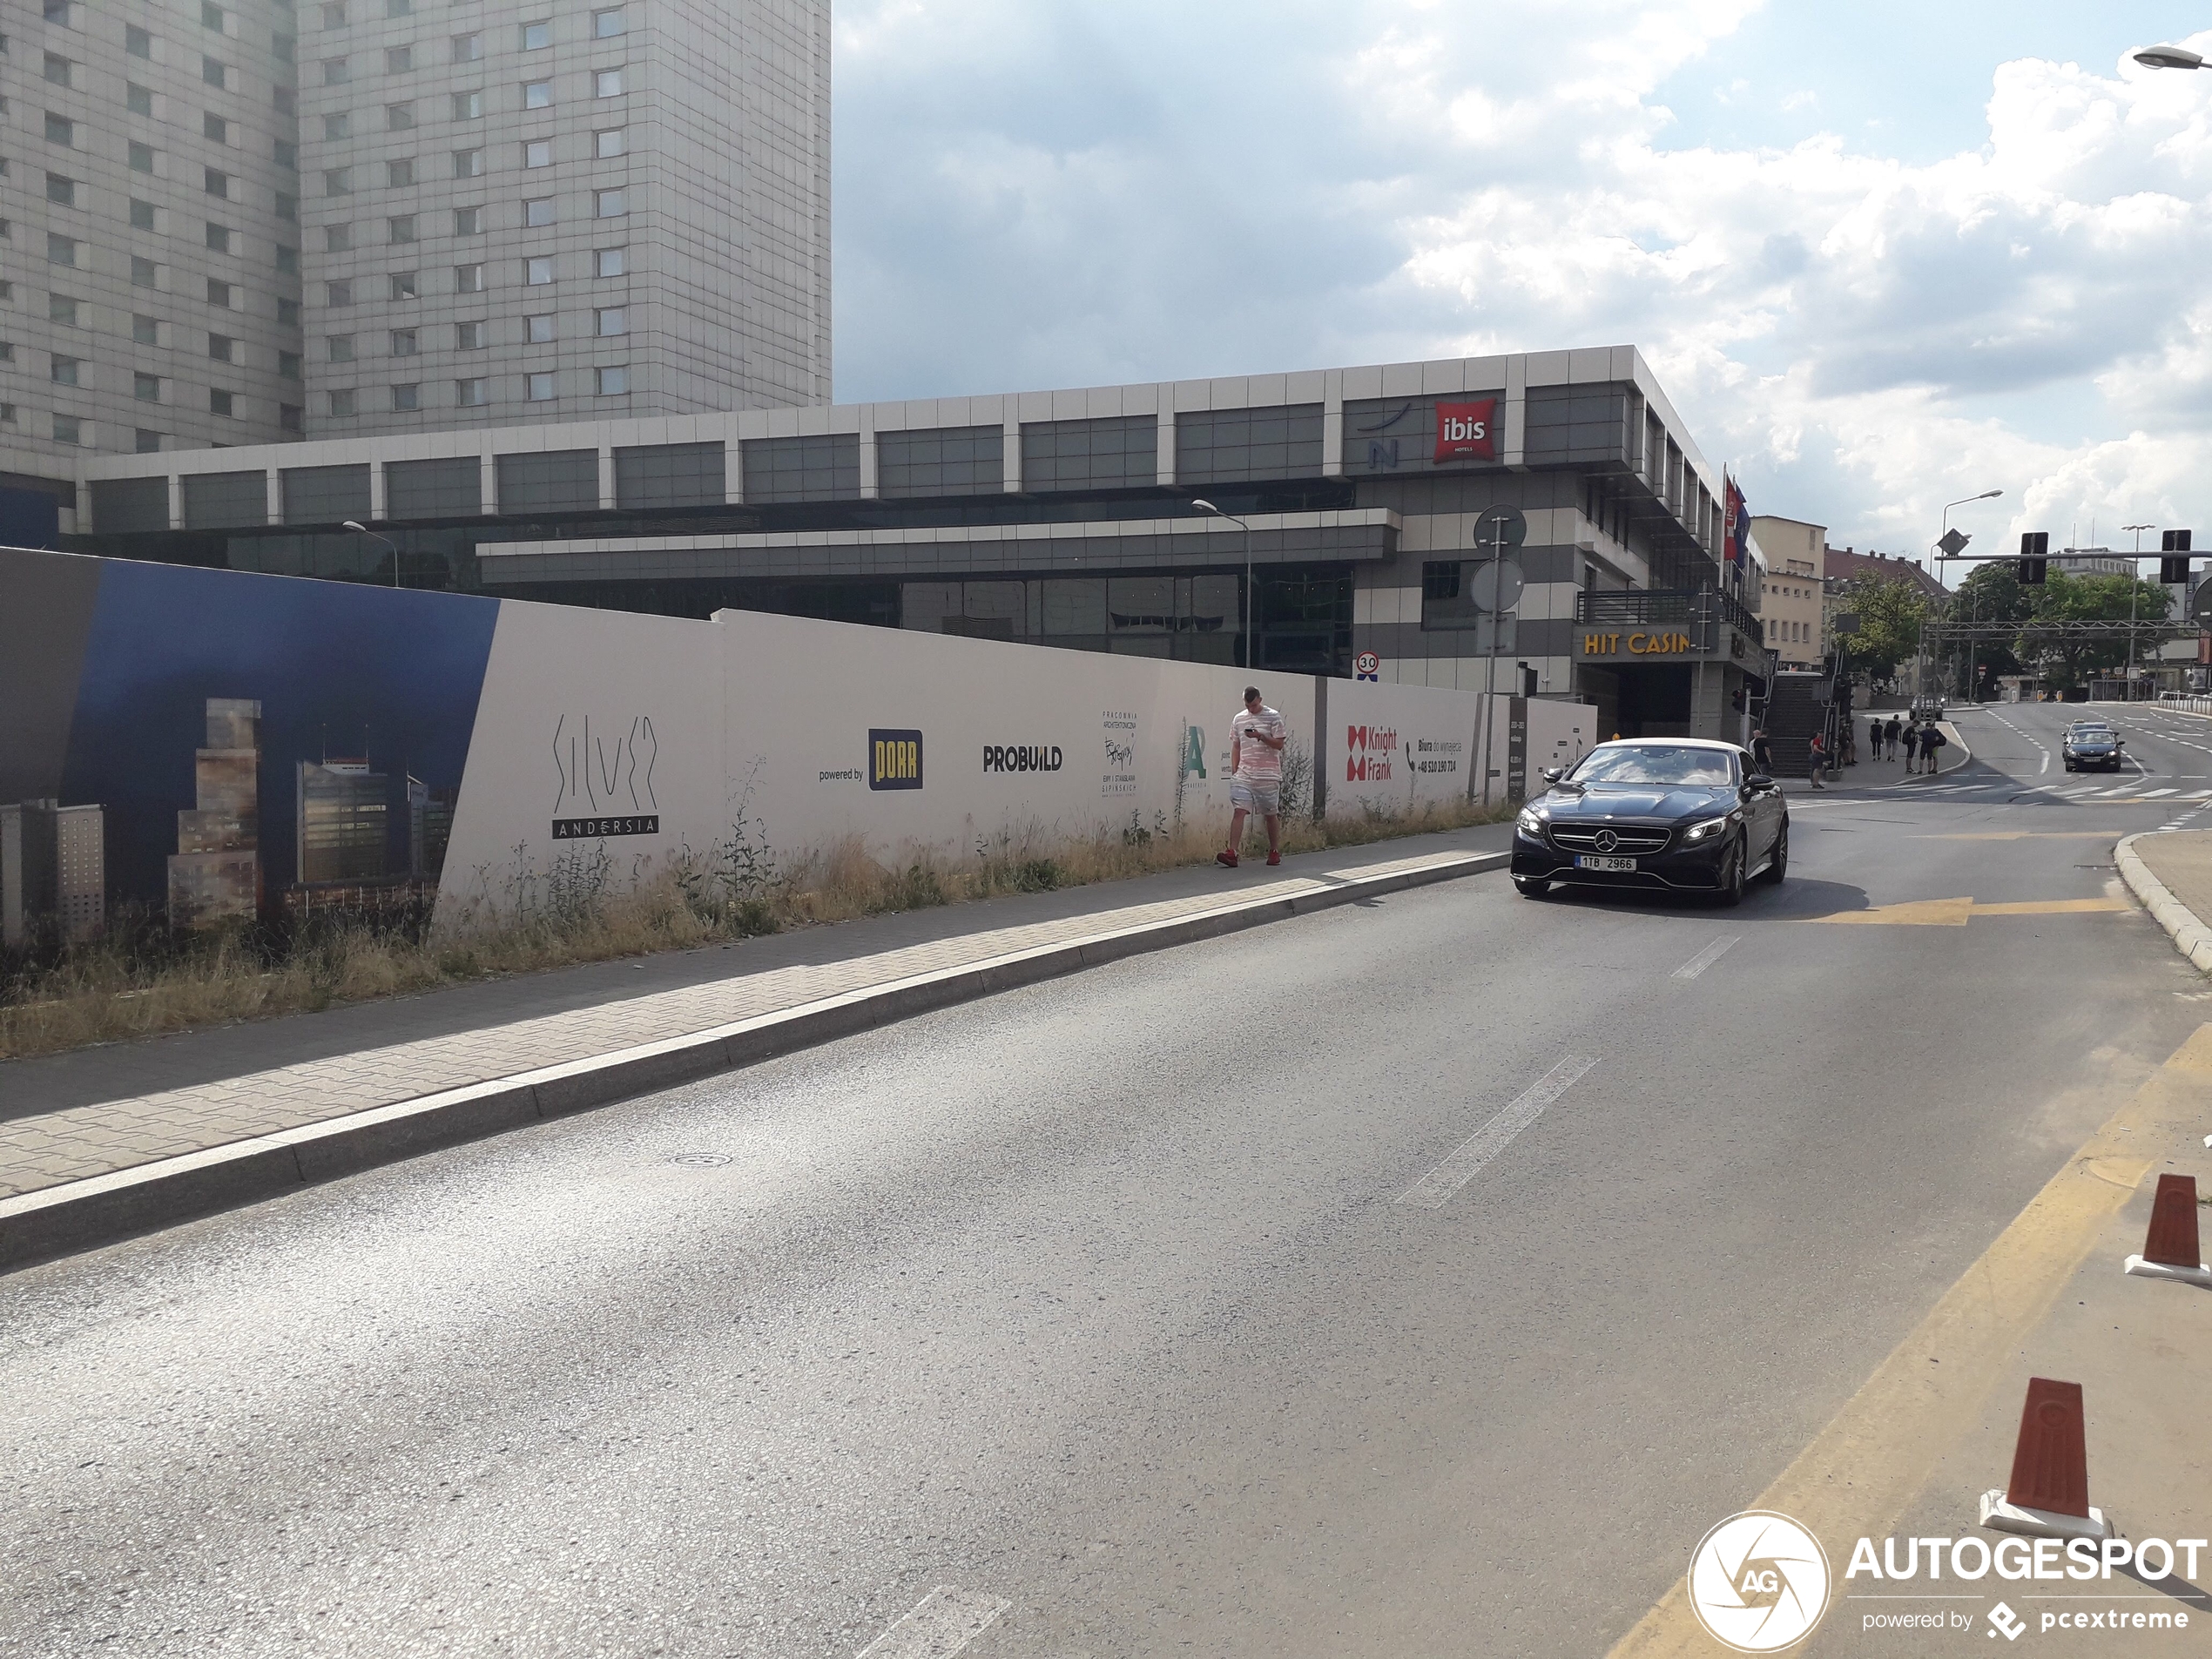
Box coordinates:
[1687,1510,1831,1653]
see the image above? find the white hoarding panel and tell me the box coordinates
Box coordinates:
[1320,678,1487,818]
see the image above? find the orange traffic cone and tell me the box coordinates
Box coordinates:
[1977,1378,2114,1541]
[2123,1174,2211,1289]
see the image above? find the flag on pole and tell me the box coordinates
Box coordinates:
[1723,473,1749,565]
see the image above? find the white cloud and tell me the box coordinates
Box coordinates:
[833,4,2212,562]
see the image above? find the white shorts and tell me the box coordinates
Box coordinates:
[1231,776,1281,813]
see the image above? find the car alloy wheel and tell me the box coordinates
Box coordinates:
[1716,840,1746,907]
[1760,823,1788,885]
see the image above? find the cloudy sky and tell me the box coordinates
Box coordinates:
[830,1,2212,577]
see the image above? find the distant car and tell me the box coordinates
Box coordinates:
[2060,724,2122,772]
[1509,738,1787,907]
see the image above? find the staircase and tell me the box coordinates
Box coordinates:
[1761,674,1828,777]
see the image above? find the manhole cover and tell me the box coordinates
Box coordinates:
[667,1152,732,1167]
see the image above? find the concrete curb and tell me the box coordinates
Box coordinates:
[2114,833,2212,977]
[0,850,1507,1272]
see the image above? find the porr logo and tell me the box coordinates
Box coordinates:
[1433,398,1500,463]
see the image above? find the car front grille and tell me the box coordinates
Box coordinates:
[1549,825,1673,854]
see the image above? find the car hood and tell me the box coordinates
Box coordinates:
[1541,783,1736,821]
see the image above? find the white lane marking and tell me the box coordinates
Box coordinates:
[1671,935,1742,980]
[855,1587,1014,1659]
[1398,1055,1600,1209]
[2141,787,2178,798]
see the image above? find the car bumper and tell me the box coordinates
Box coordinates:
[1511,826,1735,891]
[2067,753,2121,769]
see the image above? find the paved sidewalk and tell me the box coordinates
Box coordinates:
[2133,829,2212,931]
[0,826,1509,1204]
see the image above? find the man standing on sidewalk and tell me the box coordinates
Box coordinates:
[1920,717,1947,776]
[1901,719,1920,773]
[1217,686,1287,868]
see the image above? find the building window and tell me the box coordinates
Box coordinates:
[388,213,416,243]
[46,233,76,265]
[275,138,297,170]
[210,389,235,416]
[132,314,158,344]
[525,255,553,285]
[524,313,553,341]
[276,243,299,273]
[51,354,81,384]
[206,277,232,306]
[596,364,627,395]
[327,334,354,361]
[280,403,304,433]
[132,256,158,287]
[321,2,347,26]
[388,158,416,188]
[44,52,73,87]
[136,428,164,454]
[322,55,347,83]
[391,381,419,411]
[275,191,298,220]
[325,167,351,195]
[592,8,624,37]
[127,24,152,57]
[453,205,482,234]
[456,320,486,349]
[452,32,481,63]
[45,172,74,206]
[44,0,72,22]
[523,79,551,108]
[594,66,623,97]
[387,101,415,130]
[278,297,301,326]
[202,3,225,30]
[274,84,297,116]
[595,306,624,335]
[455,261,484,293]
[390,327,416,355]
[454,146,483,177]
[593,246,624,277]
[388,0,411,16]
[522,20,550,49]
[204,55,227,86]
[45,112,74,146]
[523,138,551,167]
[324,112,350,142]
[327,278,353,306]
[527,371,556,401]
[205,166,230,198]
[384,44,410,73]
[455,376,486,406]
[594,127,624,158]
[205,112,229,142]
[53,415,82,445]
[208,333,234,361]
[205,222,231,253]
[129,140,156,172]
[452,89,482,119]
[325,223,352,252]
[279,350,301,379]
[49,293,78,325]
[524,196,554,226]
[134,371,160,401]
[594,187,624,217]
[128,81,154,115]
[328,388,355,416]
[390,271,418,300]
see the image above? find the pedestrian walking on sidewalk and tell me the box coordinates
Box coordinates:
[1901,720,1920,773]
[1870,717,1885,764]
[1808,732,1830,789]
[1884,714,1902,759]
[1217,685,1286,868]
[1751,727,1774,775]
[1920,718,1946,776]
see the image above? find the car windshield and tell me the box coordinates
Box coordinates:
[1570,745,1735,786]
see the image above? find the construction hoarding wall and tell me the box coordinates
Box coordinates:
[2,547,1539,941]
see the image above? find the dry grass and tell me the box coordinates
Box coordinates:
[0,796,1508,1062]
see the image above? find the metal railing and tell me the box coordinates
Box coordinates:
[1574,586,1762,645]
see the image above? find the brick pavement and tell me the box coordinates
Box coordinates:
[0,833,1507,1202]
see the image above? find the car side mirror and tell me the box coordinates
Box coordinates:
[1541,766,1564,784]
[1746,772,1775,790]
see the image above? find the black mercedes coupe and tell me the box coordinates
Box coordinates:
[1509,738,1788,906]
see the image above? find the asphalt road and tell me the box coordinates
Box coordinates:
[4,705,2209,1658]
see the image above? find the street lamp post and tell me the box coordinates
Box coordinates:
[2123,523,2155,700]
[1190,499,1254,669]
[1937,489,2003,711]
[343,519,402,589]
[2134,44,2208,70]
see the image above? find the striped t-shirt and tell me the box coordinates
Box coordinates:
[1233,706,1285,780]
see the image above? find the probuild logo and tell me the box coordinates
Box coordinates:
[983,743,1062,774]
[869,729,922,791]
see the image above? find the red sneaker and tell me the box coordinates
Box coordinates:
[1265,851,1281,867]
[1216,849,1238,868]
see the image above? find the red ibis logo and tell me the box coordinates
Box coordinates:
[1433,398,1498,463]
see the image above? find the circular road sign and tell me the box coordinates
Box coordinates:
[1473,504,1528,552]
[1467,556,1525,615]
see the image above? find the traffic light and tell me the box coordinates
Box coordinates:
[2019,530,2047,585]
[2161,529,2192,585]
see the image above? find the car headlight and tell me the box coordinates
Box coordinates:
[1516,806,1546,837]
[1683,810,1741,843]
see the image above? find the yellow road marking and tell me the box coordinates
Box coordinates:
[1912,832,2127,841]
[1605,1022,2212,1659]
[1803,896,2131,925]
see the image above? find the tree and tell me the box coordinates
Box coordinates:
[1838,575,1927,681]
[2017,572,2173,689]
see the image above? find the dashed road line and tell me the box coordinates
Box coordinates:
[1398,1055,1600,1209]
[1669,935,1741,980]
[855,1587,1014,1659]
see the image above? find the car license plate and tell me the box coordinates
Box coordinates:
[1575,854,1637,872]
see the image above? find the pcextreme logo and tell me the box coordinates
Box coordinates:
[1686,1511,1831,1653]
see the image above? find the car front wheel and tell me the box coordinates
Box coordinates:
[1759,822,1788,885]
[1716,841,1746,907]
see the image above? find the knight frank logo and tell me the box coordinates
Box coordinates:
[1433,397,1499,463]
[1686,1511,1831,1653]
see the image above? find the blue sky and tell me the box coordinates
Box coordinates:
[831,3,2212,576]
